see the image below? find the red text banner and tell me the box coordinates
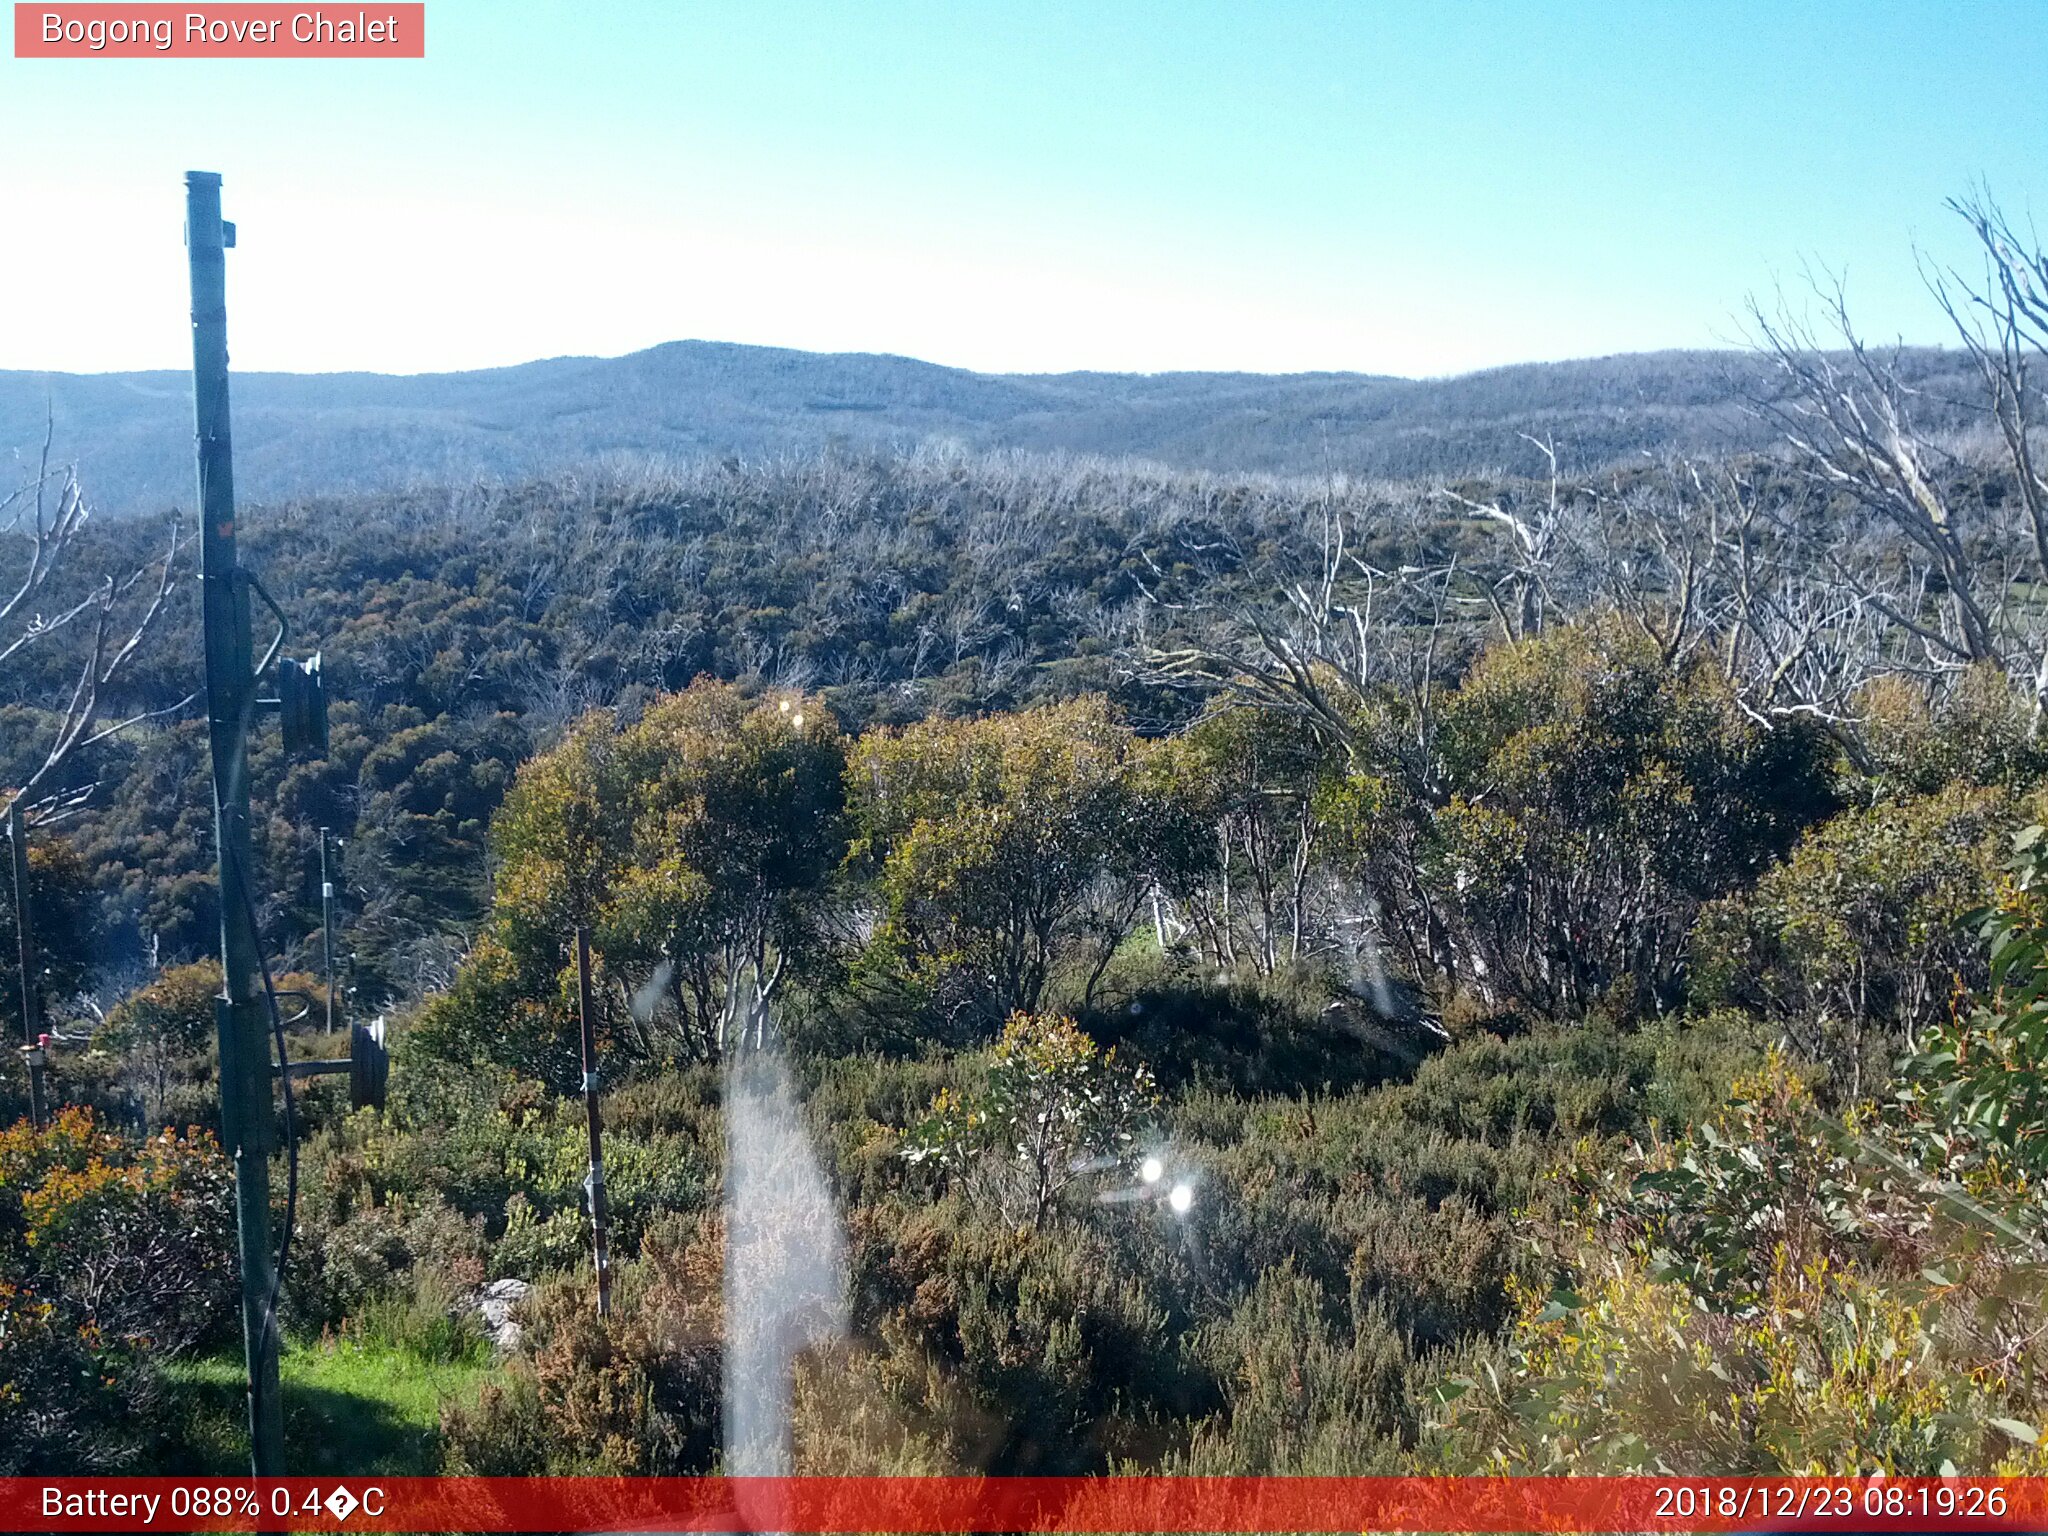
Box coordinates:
[14,5,424,58]
[5,1476,2048,1533]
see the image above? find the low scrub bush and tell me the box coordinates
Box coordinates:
[0,1108,235,1471]
[441,1214,723,1475]
[1438,1026,2048,1473]
[1692,784,2015,1094]
[902,1011,1157,1230]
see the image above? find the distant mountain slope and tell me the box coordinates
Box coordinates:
[0,339,1974,513]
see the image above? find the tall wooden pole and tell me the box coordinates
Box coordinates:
[575,927,612,1319]
[6,798,47,1129]
[188,169,285,1476]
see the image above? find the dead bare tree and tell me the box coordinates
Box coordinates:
[1747,269,2016,705]
[0,426,94,674]
[1582,458,1732,669]
[1733,193,2048,745]
[1667,465,1896,742]
[2,441,191,823]
[1927,189,2048,719]
[1142,486,1470,786]
[1435,434,1574,642]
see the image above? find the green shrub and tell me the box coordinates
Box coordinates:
[1438,1243,2048,1474]
[1160,706,1330,978]
[492,1195,594,1280]
[902,1011,1157,1229]
[0,1107,235,1357]
[92,960,220,1130]
[1855,666,2046,799]
[0,1108,235,1471]
[441,1216,723,1475]
[288,1191,488,1334]
[845,1196,1205,1474]
[415,679,849,1082]
[0,832,96,1043]
[1185,1111,1529,1350]
[1905,822,2048,1190]
[1080,952,1405,1099]
[1334,619,1836,1020]
[1692,784,2012,1093]
[794,1051,955,1209]
[848,697,1202,1028]
[1169,1261,1410,1473]
[1438,1044,2048,1474]
[0,1279,153,1474]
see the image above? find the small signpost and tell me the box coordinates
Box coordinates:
[575,926,613,1319]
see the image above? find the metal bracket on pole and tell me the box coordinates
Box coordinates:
[273,1016,387,1110]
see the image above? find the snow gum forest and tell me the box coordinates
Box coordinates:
[7,193,2048,1479]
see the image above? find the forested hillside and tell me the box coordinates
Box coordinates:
[6,199,2048,1483]
[0,341,1985,514]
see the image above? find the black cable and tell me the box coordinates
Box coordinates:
[225,838,297,1401]
[215,567,299,1402]
[208,556,303,1441]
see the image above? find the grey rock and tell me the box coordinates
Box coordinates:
[471,1277,531,1353]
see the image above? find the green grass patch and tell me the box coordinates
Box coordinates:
[156,1339,498,1475]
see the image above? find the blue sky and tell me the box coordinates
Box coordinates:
[2,1,2043,376]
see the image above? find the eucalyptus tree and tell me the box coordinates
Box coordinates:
[415,679,849,1082]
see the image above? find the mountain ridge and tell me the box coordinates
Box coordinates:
[0,337,1971,513]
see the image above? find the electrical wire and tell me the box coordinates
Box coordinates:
[224,838,297,1407]
[213,555,299,1411]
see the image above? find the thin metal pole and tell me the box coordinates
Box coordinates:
[6,798,47,1129]
[188,169,284,1477]
[319,828,336,1034]
[575,926,612,1319]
